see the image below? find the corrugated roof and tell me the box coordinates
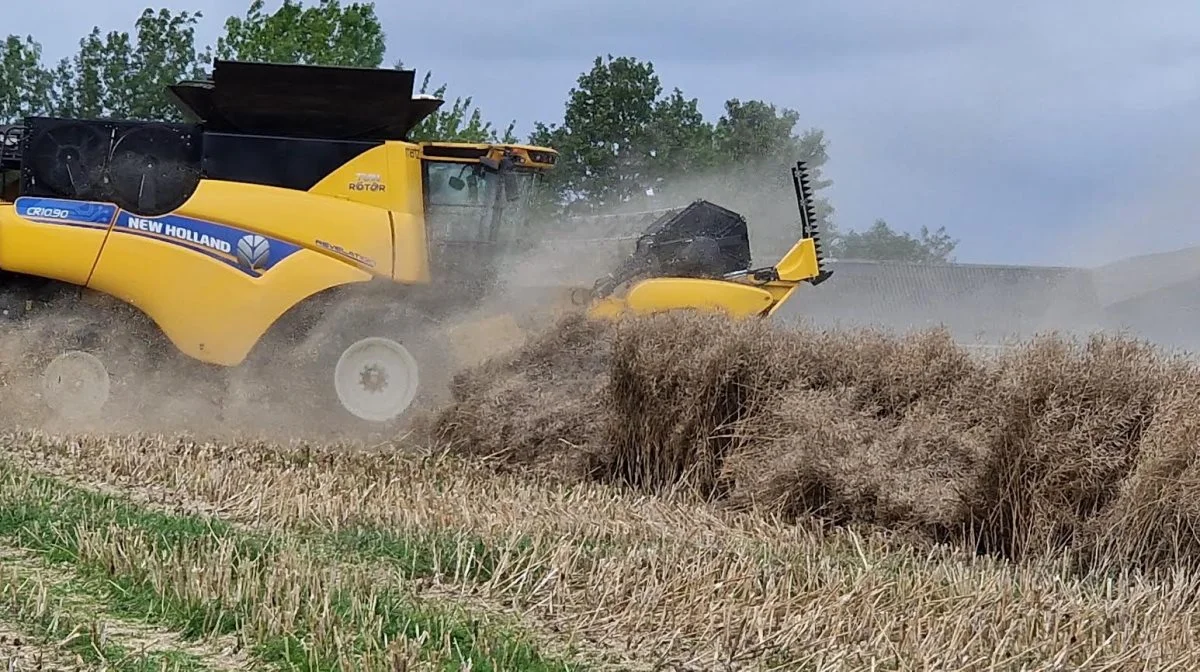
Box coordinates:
[777,260,1105,343]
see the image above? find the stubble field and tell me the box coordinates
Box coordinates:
[4,311,1200,670]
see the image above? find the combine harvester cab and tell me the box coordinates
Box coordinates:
[582,160,832,321]
[0,59,560,427]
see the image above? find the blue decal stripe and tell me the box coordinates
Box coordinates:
[114,210,303,276]
[117,229,262,276]
[110,226,301,278]
[12,196,305,278]
[112,227,243,265]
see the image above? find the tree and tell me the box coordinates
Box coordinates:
[829,218,958,263]
[697,98,836,255]
[0,36,53,123]
[47,9,211,121]
[529,54,715,213]
[2,0,512,142]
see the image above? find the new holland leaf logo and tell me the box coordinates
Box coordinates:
[236,234,271,271]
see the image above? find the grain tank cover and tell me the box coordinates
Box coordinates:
[165,59,444,141]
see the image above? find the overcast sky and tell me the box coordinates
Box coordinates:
[9,1,1200,267]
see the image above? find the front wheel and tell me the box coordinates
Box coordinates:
[333,336,421,423]
[40,350,111,420]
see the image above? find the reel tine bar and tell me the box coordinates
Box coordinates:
[791,160,825,271]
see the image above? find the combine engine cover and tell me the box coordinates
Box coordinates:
[592,199,752,297]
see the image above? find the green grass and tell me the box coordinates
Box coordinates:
[0,464,588,671]
[1,560,214,671]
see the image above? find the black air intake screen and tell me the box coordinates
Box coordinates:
[20,117,202,215]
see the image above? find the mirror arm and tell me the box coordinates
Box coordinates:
[481,152,521,202]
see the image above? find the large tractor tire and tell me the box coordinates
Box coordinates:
[292,302,455,436]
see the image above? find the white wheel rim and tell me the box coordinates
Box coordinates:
[41,350,110,418]
[333,336,420,422]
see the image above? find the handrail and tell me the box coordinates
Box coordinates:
[0,125,24,168]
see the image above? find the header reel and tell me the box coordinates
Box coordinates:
[591,198,752,298]
[587,159,831,312]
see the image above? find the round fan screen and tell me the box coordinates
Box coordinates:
[26,123,110,199]
[107,126,201,216]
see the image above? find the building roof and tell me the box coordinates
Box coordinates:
[778,259,1105,342]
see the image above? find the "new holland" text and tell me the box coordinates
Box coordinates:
[125,217,232,254]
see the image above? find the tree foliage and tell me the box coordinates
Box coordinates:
[830,219,958,263]
[3,1,502,140]
[706,98,835,241]
[0,36,54,122]
[529,55,715,211]
[217,1,503,142]
[526,54,955,262]
[48,9,211,122]
[215,0,384,67]
[528,54,837,260]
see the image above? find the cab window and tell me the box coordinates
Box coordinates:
[423,161,497,243]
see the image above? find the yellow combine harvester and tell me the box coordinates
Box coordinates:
[0,59,830,427]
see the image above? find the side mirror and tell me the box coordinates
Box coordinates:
[448,176,465,190]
